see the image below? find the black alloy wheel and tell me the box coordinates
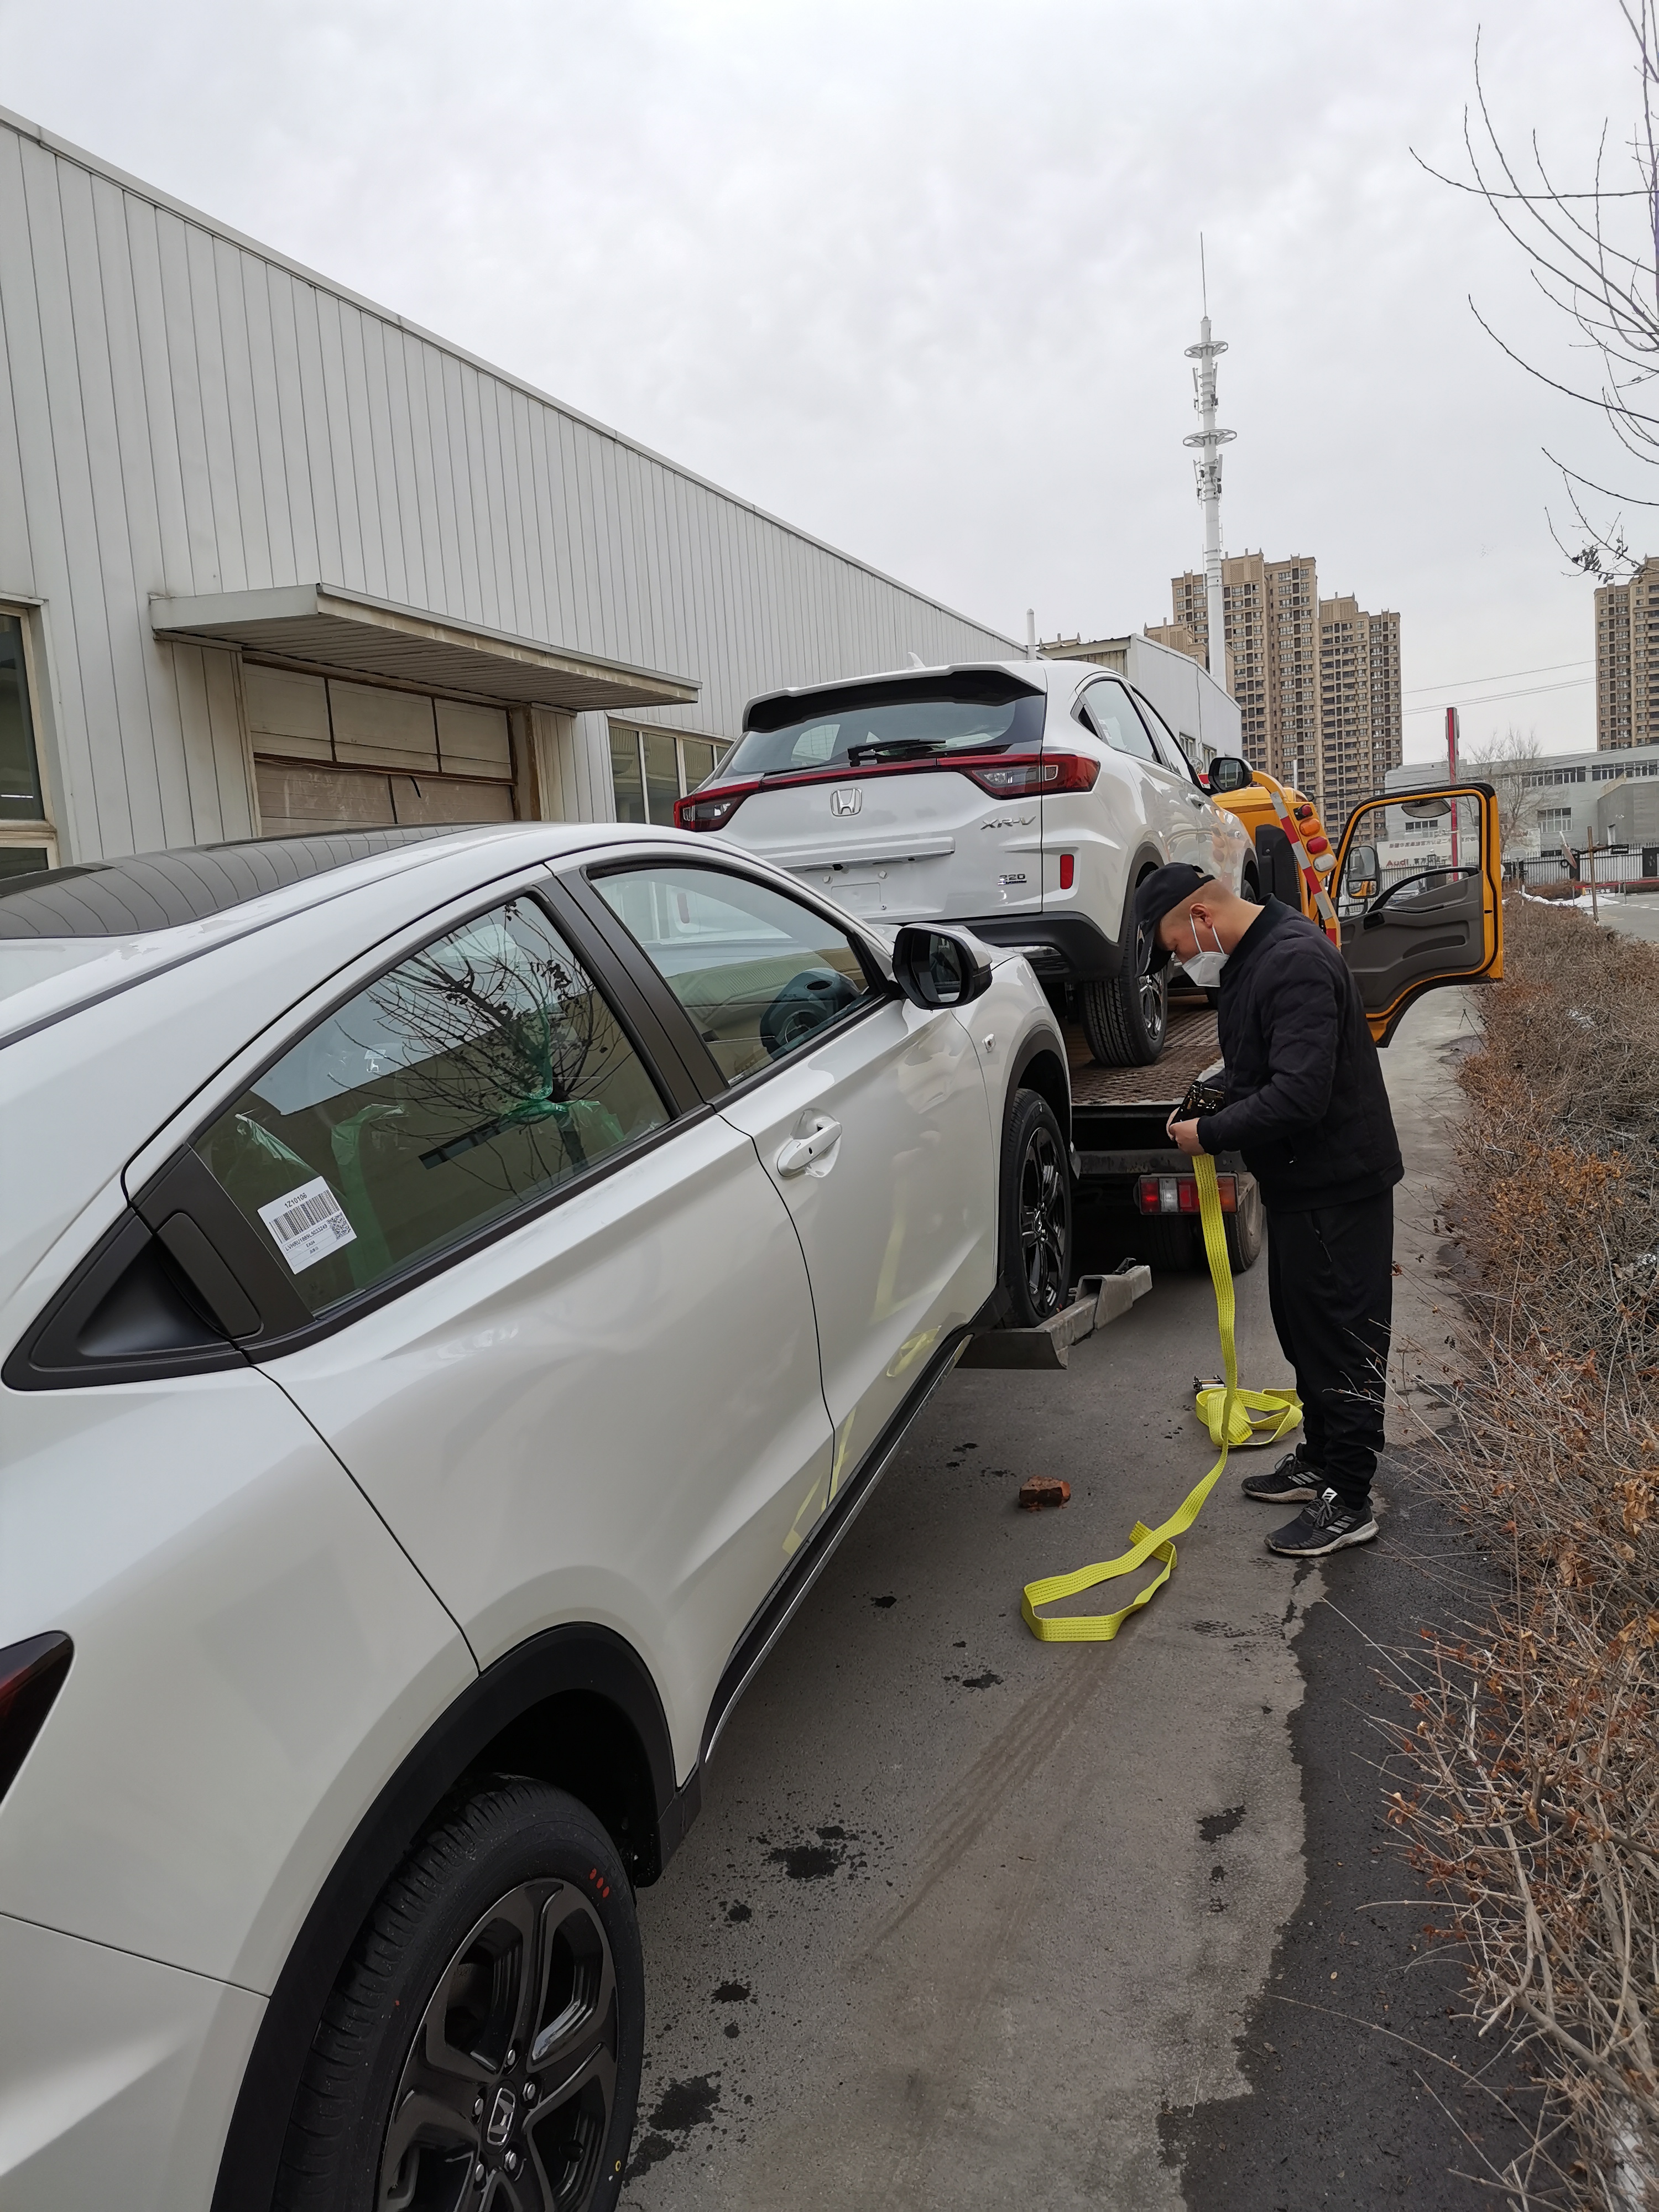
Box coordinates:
[275,1781,641,2212]
[1001,1088,1073,1328]
[378,1880,617,2209]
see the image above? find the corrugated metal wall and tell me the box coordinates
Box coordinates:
[0,107,1016,863]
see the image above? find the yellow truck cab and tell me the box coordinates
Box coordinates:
[1206,768,1341,933]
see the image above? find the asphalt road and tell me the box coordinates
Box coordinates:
[619,988,1534,2210]
[1590,889,1659,944]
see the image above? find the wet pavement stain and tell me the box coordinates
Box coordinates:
[1198,1803,1245,1843]
[625,2073,722,2179]
[712,1980,750,2002]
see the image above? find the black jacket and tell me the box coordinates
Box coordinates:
[1194,897,1402,1213]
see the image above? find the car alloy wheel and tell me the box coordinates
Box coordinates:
[1018,1123,1069,1322]
[379,1880,618,2211]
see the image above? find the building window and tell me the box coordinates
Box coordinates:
[608,725,729,826]
[0,610,56,878]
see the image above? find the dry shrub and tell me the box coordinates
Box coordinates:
[1390,896,1659,2210]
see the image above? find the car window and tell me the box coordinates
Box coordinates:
[1134,693,1198,781]
[594,865,876,1084]
[1081,679,1157,761]
[192,896,669,1316]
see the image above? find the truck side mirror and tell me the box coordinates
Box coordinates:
[1344,843,1379,900]
[891,925,994,1009]
[1207,755,1252,794]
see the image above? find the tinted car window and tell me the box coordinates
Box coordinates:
[194,897,667,1315]
[596,865,875,1083]
[1134,692,1198,781]
[720,672,1044,779]
[1080,679,1157,761]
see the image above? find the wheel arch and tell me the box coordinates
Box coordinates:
[211,1623,688,2212]
[1009,1034,1071,1146]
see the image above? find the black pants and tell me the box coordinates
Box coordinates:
[1265,1191,1394,1511]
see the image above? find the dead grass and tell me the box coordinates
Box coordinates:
[1388,897,1659,2210]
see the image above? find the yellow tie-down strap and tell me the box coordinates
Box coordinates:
[1021,1152,1302,1642]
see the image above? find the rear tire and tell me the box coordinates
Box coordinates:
[1000,1088,1073,1327]
[1081,958,1167,1066]
[274,1779,642,2212]
[1136,1217,1202,1274]
[1224,1175,1264,1274]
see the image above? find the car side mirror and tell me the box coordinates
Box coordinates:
[891,925,994,1009]
[1207,755,1252,794]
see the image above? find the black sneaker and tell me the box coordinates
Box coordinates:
[1241,1446,1322,1504]
[1266,1486,1378,1557]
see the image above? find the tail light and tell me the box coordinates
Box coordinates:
[0,1632,72,1803]
[1135,1174,1237,1215]
[1302,832,1331,856]
[675,784,758,833]
[962,754,1100,797]
[1058,853,1076,890]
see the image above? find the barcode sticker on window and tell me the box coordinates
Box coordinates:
[257,1177,357,1273]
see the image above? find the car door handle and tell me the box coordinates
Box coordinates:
[776,1116,842,1176]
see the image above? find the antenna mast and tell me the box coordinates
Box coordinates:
[1183,237,1235,690]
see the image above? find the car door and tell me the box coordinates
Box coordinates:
[576,856,997,1489]
[1333,784,1504,1045]
[172,879,834,1764]
[1078,676,1182,862]
[1132,688,1230,875]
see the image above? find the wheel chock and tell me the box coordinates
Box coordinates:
[959,1264,1152,1370]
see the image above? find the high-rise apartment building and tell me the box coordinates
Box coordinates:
[1594,556,1659,748]
[1317,598,1402,833]
[1166,552,1401,830]
[1170,554,1320,783]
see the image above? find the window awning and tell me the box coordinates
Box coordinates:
[150,585,700,715]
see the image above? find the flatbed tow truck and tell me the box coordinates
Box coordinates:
[1067,993,1263,1276]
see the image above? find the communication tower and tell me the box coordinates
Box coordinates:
[1183,243,1235,689]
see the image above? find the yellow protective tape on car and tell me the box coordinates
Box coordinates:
[1020,1152,1302,1642]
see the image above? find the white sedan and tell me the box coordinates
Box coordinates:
[0,820,1071,2210]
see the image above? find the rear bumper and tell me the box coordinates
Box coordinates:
[0,1911,262,2210]
[958,912,1121,980]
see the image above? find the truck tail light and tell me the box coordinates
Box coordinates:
[1135,1174,1237,1215]
[0,1633,72,1803]
[1058,853,1076,890]
[675,784,758,832]
[962,754,1100,797]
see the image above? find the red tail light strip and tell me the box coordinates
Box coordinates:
[0,1631,72,1803]
[1135,1173,1238,1216]
[674,752,1100,832]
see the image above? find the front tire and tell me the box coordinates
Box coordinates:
[1000,1088,1073,1327]
[275,1780,642,2212]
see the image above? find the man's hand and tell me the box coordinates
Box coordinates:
[1166,1114,1205,1157]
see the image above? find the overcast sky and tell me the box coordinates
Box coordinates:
[4,0,1646,759]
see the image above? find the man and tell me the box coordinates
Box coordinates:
[1133,862,1403,1558]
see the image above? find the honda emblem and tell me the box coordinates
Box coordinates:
[830,787,863,817]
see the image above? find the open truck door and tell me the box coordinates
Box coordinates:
[1332,782,1504,1045]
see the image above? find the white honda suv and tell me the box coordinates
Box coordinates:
[676,659,1256,1063]
[0,821,1071,2209]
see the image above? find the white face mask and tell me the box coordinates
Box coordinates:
[1181,913,1229,990]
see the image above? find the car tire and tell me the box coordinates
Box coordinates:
[1080,957,1168,1066]
[1135,1217,1202,1274]
[274,1778,642,2212]
[1000,1087,1073,1327]
[1224,1175,1264,1274]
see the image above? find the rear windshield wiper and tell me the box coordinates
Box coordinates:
[846,738,950,765]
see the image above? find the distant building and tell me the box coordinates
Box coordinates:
[1170,553,1319,786]
[1385,740,1659,870]
[1594,557,1659,749]
[1166,554,1401,833]
[1317,597,1402,837]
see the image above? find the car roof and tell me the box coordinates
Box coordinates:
[0,825,503,938]
[0,821,703,1047]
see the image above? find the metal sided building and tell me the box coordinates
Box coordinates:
[0,107,1015,879]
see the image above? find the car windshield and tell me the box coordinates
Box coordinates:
[719,673,1044,780]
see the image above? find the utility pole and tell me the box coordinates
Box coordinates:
[1184,238,1235,692]
[1446,706,1460,875]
